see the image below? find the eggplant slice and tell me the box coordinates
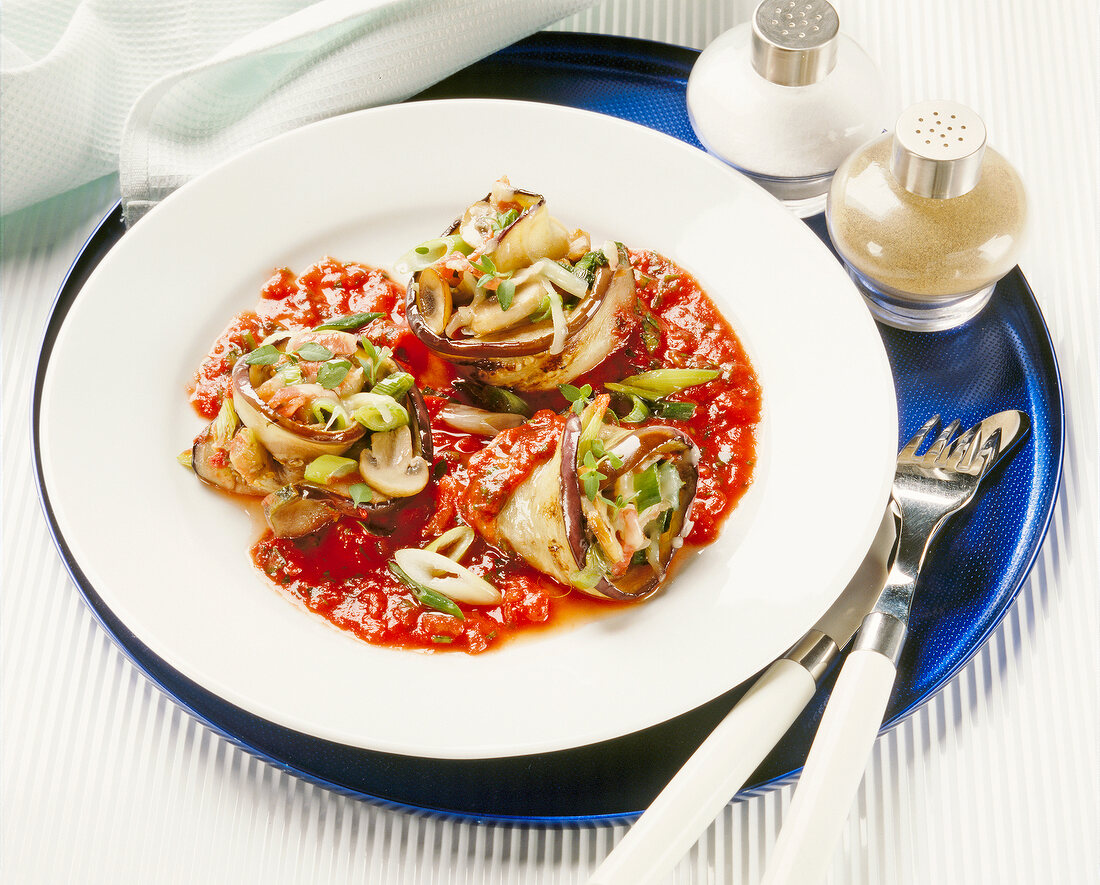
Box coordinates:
[405,181,637,391]
[189,329,434,538]
[259,383,434,538]
[473,412,699,602]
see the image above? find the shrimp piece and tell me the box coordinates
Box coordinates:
[227,428,283,493]
[285,330,358,356]
[265,385,313,419]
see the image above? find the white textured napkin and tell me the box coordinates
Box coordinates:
[0,0,593,224]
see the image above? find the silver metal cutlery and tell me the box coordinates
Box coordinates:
[590,410,1029,885]
[760,410,1030,885]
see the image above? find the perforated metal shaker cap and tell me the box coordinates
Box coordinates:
[751,0,839,87]
[890,101,988,199]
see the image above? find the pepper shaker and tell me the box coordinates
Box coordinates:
[687,0,888,217]
[826,100,1028,330]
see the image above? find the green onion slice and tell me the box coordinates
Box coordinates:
[633,463,662,513]
[304,454,358,485]
[310,399,349,430]
[609,368,720,398]
[653,400,695,421]
[621,395,650,424]
[396,236,473,273]
[570,546,609,591]
[313,312,384,332]
[349,394,408,432]
[369,371,414,401]
[388,562,465,619]
[424,526,475,562]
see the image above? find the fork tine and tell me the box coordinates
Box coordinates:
[926,419,962,465]
[899,415,940,459]
[973,427,1003,474]
[945,425,979,469]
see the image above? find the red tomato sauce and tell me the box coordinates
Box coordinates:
[191,250,760,653]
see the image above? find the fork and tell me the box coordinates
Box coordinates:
[760,416,1005,885]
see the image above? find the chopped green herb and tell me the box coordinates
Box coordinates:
[573,250,609,287]
[490,208,519,231]
[641,313,663,353]
[431,635,455,644]
[317,358,351,390]
[296,342,334,362]
[472,254,516,308]
[579,450,608,500]
[349,483,372,507]
[243,332,259,350]
[243,344,280,365]
[559,382,593,414]
[472,254,499,277]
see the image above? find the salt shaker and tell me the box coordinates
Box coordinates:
[686,0,888,217]
[826,100,1028,331]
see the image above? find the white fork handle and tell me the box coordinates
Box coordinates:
[760,647,899,885]
[589,659,817,885]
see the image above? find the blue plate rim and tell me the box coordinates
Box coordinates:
[29,32,1065,822]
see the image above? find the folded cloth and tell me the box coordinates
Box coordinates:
[0,0,593,223]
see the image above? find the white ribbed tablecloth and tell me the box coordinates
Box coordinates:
[3,2,1097,882]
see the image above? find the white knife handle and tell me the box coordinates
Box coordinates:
[589,659,817,885]
[760,646,900,885]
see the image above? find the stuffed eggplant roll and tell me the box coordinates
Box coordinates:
[404,178,637,391]
[190,326,433,537]
[461,396,698,601]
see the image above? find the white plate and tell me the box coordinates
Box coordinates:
[38,100,896,760]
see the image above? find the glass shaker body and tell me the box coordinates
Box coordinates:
[826,133,1028,331]
[687,19,888,217]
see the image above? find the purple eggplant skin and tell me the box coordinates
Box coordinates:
[557,414,700,602]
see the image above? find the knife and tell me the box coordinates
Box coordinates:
[759,410,1030,885]
[588,505,898,885]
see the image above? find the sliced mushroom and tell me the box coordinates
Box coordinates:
[358,425,430,498]
[414,266,453,336]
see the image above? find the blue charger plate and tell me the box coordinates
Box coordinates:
[33,32,1062,820]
